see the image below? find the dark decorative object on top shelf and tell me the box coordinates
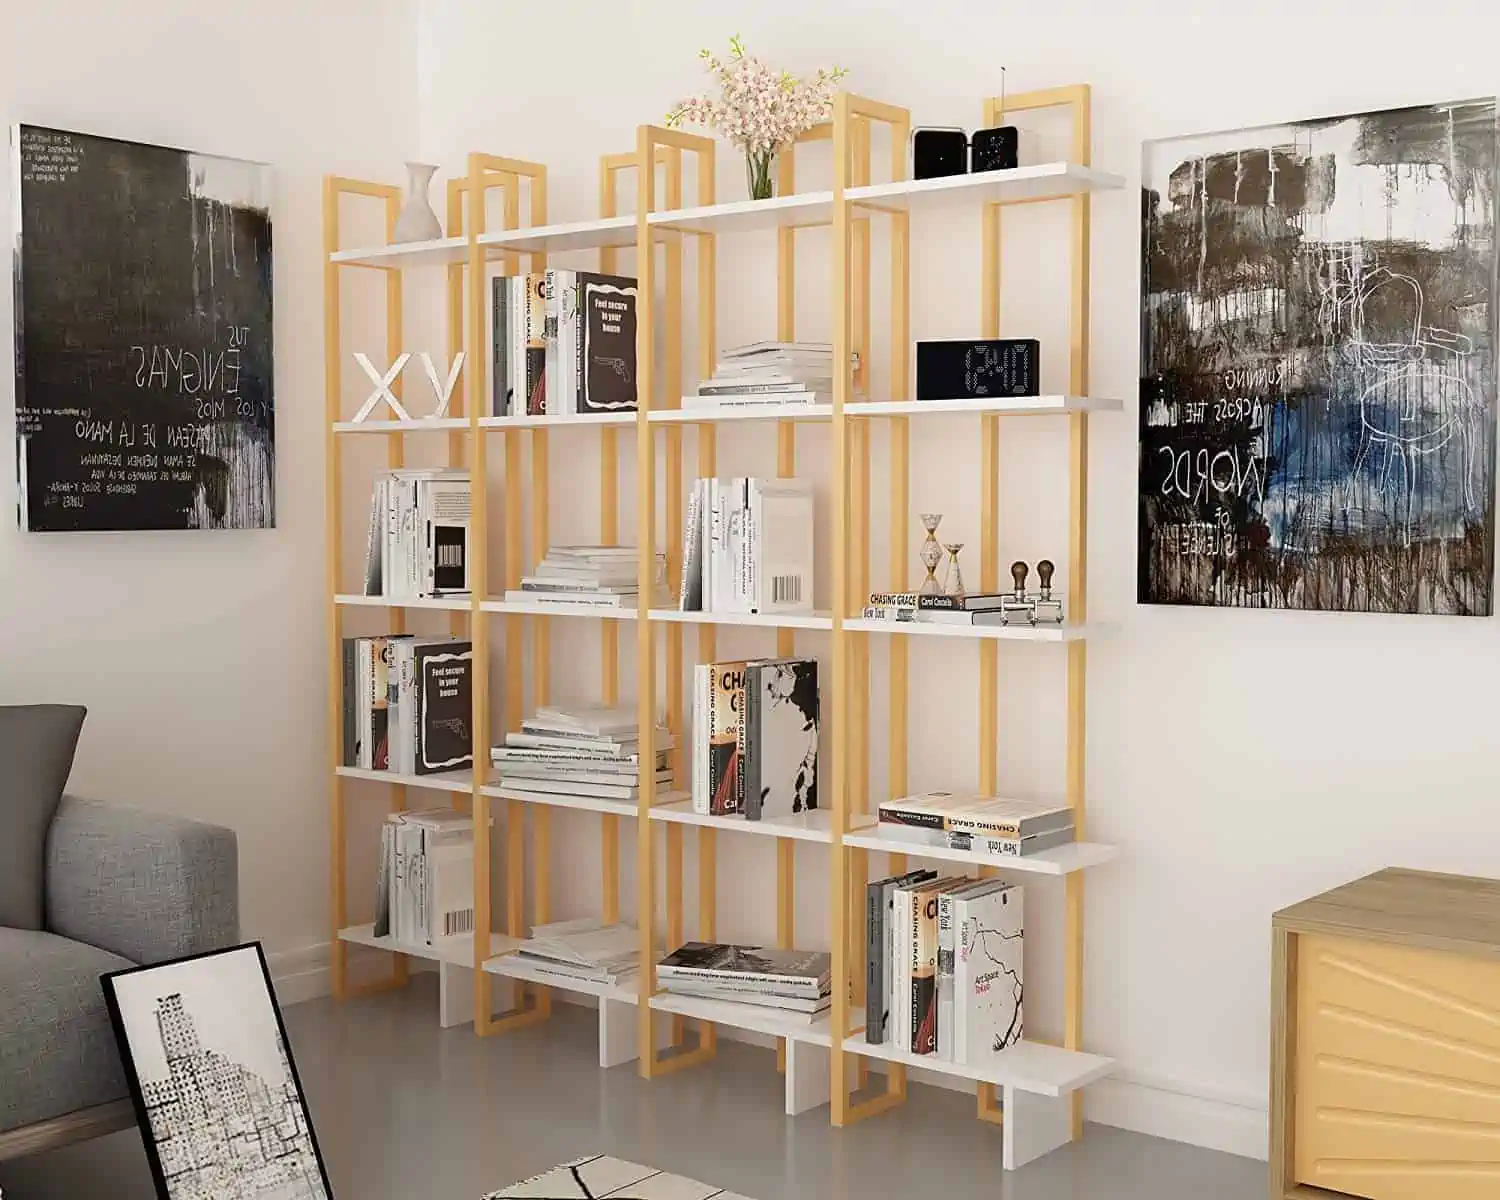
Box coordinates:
[912,127,969,179]
[1001,560,1065,626]
[12,125,274,532]
[971,125,1019,172]
[102,943,330,1200]
[916,339,1040,400]
[1139,98,1497,614]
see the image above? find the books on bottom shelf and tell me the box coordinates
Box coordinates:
[508,917,641,988]
[364,469,471,600]
[504,545,664,609]
[656,942,831,1022]
[864,871,1023,1065]
[491,704,674,803]
[342,636,473,774]
[691,658,819,820]
[679,477,814,614]
[685,340,833,410]
[875,793,1075,859]
[374,808,484,948]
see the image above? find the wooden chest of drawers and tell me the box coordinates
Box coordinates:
[1271,868,1500,1200]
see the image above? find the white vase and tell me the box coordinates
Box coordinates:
[392,162,442,243]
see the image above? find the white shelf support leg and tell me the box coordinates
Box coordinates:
[440,964,512,1029]
[1002,1087,1073,1170]
[784,1038,831,1116]
[599,996,639,1068]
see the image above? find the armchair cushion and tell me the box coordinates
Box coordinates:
[0,704,87,930]
[0,927,132,1134]
[45,796,238,965]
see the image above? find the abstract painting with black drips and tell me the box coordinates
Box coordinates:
[12,125,273,531]
[1139,100,1495,614]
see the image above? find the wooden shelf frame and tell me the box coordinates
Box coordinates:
[323,84,1115,1164]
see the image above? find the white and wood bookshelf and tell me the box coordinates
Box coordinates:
[323,82,1122,1167]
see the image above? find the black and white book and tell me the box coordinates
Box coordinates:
[877,793,1075,841]
[741,658,819,820]
[936,879,1010,1059]
[953,882,1023,1063]
[414,640,472,774]
[656,942,831,1000]
[364,470,470,599]
[864,869,936,1044]
[860,606,1006,626]
[578,273,637,412]
[868,591,1009,612]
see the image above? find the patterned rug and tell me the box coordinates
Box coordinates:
[484,1155,754,1199]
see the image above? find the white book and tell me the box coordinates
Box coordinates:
[680,479,704,611]
[503,589,634,608]
[421,827,475,944]
[356,639,373,770]
[373,819,395,937]
[364,478,385,595]
[754,479,815,613]
[891,885,913,1053]
[721,340,833,359]
[937,880,1004,1059]
[953,881,1023,1065]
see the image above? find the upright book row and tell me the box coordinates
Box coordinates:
[341,636,474,776]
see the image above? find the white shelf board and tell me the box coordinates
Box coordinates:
[332,417,470,434]
[648,608,832,631]
[329,236,468,269]
[649,990,833,1046]
[843,617,1087,642]
[651,403,832,424]
[483,783,662,818]
[335,593,473,612]
[649,797,834,844]
[843,824,1119,876]
[845,395,1120,419]
[847,162,1125,211]
[478,215,637,255]
[336,766,474,794]
[648,190,833,236]
[843,1035,1114,1097]
[483,949,640,1003]
[481,598,639,620]
[478,412,637,430]
[338,923,520,967]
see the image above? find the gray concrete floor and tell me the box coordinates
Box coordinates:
[1,974,1268,1198]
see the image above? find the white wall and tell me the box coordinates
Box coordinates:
[0,1,419,966]
[413,0,1500,1158]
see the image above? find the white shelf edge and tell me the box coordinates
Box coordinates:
[336,766,474,793]
[647,608,832,631]
[842,1035,1115,1097]
[478,412,637,430]
[844,395,1120,418]
[333,417,470,433]
[648,990,833,1046]
[647,190,834,233]
[337,923,520,967]
[483,783,648,817]
[335,594,473,611]
[648,798,834,844]
[483,949,640,1004]
[843,616,1086,642]
[481,598,640,620]
[842,826,1118,876]
[477,215,636,254]
[651,403,832,424]
[329,235,468,268]
[846,161,1126,209]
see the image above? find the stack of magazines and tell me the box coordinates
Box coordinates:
[491,705,673,805]
[684,341,833,409]
[511,918,641,988]
[503,545,665,610]
[656,942,832,1023]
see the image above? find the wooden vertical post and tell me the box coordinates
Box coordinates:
[599,156,624,925]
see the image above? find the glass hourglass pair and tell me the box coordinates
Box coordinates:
[917,513,965,598]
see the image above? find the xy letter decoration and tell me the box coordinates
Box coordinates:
[351,351,466,422]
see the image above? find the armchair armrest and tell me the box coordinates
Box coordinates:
[44,796,238,965]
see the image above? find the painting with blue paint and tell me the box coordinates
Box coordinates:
[1139,100,1496,614]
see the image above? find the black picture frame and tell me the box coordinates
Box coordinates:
[101,941,333,1200]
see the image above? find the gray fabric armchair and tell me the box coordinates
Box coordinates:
[0,796,238,1161]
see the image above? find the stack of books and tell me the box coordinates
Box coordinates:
[363,469,471,599]
[679,478,814,613]
[875,792,1075,858]
[691,657,819,820]
[865,872,1023,1063]
[684,341,832,409]
[656,942,832,1023]
[490,704,673,806]
[374,807,480,947]
[342,636,473,775]
[862,591,1009,626]
[504,545,665,610]
[510,917,641,988]
[491,271,638,417]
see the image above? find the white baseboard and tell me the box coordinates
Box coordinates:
[266,940,1268,1161]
